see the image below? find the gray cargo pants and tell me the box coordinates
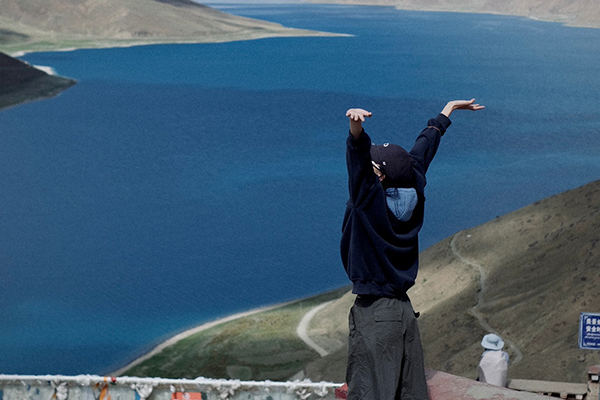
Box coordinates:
[346,295,428,400]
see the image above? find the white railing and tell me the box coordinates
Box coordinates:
[0,375,342,400]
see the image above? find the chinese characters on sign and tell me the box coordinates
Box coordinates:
[579,312,600,350]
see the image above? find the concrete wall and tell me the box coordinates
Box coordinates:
[0,375,339,400]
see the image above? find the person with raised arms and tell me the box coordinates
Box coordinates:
[341,99,485,400]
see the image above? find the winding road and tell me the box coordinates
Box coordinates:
[297,231,524,364]
[450,232,523,364]
[296,300,336,357]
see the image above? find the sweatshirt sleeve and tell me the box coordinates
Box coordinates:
[409,113,451,174]
[346,129,378,205]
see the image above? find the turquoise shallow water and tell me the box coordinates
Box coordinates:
[1,4,600,375]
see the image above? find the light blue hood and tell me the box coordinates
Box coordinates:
[385,187,418,221]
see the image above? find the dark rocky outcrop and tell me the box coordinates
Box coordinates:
[0,52,76,110]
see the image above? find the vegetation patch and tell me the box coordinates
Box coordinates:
[122,287,349,380]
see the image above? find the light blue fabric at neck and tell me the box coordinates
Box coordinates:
[385,187,418,221]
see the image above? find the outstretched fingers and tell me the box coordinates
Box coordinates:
[457,99,485,111]
[467,99,485,111]
[346,108,372,121]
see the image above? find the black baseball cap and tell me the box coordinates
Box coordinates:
[370,143,413,186]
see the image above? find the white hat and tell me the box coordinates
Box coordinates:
[481,333,505,350]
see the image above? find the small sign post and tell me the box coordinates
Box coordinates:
[580,312,600,350]
[580,313,600,400]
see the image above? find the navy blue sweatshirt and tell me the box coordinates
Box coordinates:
[341,114,452,298]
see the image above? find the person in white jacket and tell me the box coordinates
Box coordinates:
[478,333,509,386]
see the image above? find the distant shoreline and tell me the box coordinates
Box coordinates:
[4,29,348,58]
[303,0,600,30]
[7,2,598,57]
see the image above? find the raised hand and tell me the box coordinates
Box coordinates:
[441,99,485,117]
[346,108,372,138]
[346,108,372,122]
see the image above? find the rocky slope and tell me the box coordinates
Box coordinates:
[0,52,75,110]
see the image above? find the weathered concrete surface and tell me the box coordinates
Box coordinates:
[508,379,587,398]
[336,369,554,400]
[426,369,552,400]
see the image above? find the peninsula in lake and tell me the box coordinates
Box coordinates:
[0,0,338,109]
[0,0,338,55]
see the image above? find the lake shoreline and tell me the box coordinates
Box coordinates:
[109,300,299,377]
[5,28,348,58]
[303,0,600,30]
[8,2,600,57]
[4,2,600,376]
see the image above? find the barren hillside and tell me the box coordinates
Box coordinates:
[305,179,600,383]
[305,0,600,29]
[0,0,334,54]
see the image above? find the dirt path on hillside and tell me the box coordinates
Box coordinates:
[450,232,524,365]
[296,300,336,357]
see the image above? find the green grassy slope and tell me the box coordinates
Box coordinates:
[121,287,349,380]
[120,179,600,384]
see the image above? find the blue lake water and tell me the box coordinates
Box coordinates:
[1,4,600,375]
